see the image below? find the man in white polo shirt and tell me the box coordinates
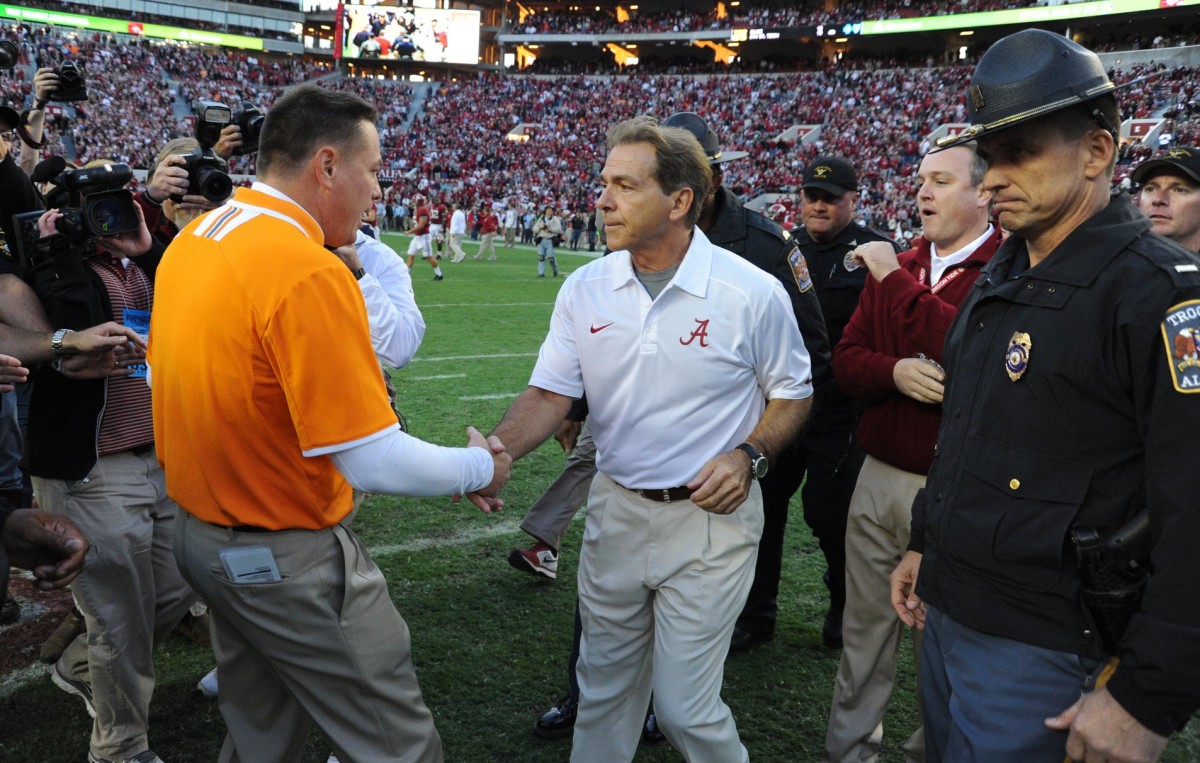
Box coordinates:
[485,115,814,762]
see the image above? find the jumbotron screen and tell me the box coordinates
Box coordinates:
[342,4,480,64]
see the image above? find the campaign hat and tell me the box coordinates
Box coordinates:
[662,112,749,165]
[937,29,1115,150]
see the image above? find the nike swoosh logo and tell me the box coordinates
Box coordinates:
[590,323,614,334]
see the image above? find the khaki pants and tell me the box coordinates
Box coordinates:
[572,473,760,763]
[518,427,595,549]
[34,447,196,762]
[448,232,468,262]
[824,455,925,763]
[474,232,497,260]
[174,510,442,763]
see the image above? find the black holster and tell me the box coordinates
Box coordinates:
[1071,511,1152,655]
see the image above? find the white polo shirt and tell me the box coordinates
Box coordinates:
[530,228,812,488]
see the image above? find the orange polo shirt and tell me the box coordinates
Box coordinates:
[149,184,397,530]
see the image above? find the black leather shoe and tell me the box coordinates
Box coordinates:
[533,696,577,740]
[642,711,666,745]
[822,608,844,650]
[729,623,775,654]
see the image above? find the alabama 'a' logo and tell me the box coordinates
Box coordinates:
[679,319,710,347]
[1162,299,1200,393]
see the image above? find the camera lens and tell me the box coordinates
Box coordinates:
[196,166,233,203]
[87,197,126,234]
[0,40,18,70]
[59,62,82,87]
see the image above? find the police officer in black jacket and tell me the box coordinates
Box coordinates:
[733,156,901,652]
[890,29,1200,762]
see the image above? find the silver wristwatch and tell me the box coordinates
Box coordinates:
[51,328,74,357]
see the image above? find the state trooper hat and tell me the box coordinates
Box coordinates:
[937,29,1115,150]
[662,112,749,165]
[1130,147,1200,187]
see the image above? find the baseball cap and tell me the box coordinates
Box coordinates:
[1130,147,1200,186]
[802,156,858,196]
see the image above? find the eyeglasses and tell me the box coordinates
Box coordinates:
[0,130,17,143]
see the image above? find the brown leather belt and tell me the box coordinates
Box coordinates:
[617,482,695,503]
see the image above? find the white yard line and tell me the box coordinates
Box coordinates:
[0,662,48,699]
[420,302,555,308]
[365,517,524,557]
[411,353,537,363]
[409,373,468,381]
[459,393,522,401]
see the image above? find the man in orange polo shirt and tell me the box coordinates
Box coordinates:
[149,83,510,763]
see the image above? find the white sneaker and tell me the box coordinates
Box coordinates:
[196,668,218,698]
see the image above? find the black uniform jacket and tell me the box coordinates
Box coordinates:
[708,186,831,392]
[911,193,1200,736]
[792,217,899,419]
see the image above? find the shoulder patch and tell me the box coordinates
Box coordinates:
[1162,299,1200,393]
[788,245,813,293]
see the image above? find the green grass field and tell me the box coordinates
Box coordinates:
[1,235,1197,762]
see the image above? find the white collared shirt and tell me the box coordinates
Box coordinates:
[355,229,426,368]
[928,225,994,286]
[530,228,813,488]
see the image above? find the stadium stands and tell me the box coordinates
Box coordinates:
[3,19,1197,240]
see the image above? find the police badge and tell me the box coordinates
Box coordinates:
[1005,331,1031,382]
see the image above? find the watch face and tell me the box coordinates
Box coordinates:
[752,457,768,479]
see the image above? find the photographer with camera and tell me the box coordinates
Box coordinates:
[27,155,197,763]
[137,136,231,248]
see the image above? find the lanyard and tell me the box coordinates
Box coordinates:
[918,265,967,295]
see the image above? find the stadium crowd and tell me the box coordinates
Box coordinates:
[5,12,1200,763]
[4,18,1197,240]
[4,18,1198,242]
[509,0,1089,36]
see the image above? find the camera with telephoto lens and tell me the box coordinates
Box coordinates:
[177,100,234,203]
[230,101,264,156]
[49,60,88,102]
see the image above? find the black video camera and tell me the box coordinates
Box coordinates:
[178,100,234,203]
[48,60,88,103]
[56,163,140,237]
[12,162,139,273]
[231,101,264,156]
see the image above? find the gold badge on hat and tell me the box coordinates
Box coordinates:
[813,165,832,178]
[970,85,985,111]
[1166,148,1193,160]
[1005,331,1031,382]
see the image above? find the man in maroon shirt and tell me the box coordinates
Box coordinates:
[824,143,1001,763]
